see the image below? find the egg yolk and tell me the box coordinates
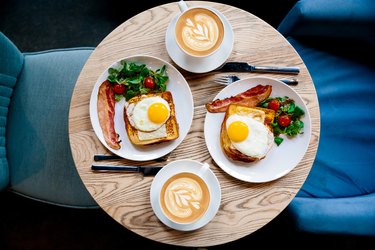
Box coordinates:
[227,121,249,142]
[148,102,169,124]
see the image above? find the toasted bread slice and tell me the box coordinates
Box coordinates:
[220,104,275,162]
[124,91,179,145]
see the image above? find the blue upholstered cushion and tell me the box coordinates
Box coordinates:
[278,0,375,45]
[289,38,375,199]
[6,48,98,208]
[285,37,375,235]
[289,194,375,235]
[0,32,24,190]
[277,0,375,236]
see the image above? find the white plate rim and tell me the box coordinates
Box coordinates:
[165,6,234,73]
[150,159,221,231]
[204,76,312,183]
[89,55,194,161]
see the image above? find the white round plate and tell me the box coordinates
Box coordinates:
[150,159,221,231]
[89,55,194,161]
[165,7,234,73]
[204,76,312,183]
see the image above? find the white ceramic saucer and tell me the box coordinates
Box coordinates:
[150,159,221,231]
[165,7,234,73]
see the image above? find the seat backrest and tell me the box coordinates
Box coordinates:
[277,0,375,199]
[277,0,375,45]
[0,32,24,190]
[276,0,375,236]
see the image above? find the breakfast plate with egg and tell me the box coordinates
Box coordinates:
[89,55,194,161]
[204,76,311,182]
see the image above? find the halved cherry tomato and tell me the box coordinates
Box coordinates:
[278,115,291,127]
[268,99,280,111]
[113,84,125,94]
[144,77,155,89]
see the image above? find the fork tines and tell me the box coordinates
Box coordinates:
[214,75,298,86]
[214,75,239,85]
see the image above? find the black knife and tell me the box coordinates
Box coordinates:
[217,62,300,74]
[91,165,162,176]
[94,154,169,162]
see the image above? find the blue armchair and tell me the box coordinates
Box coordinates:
[277,0,375,235]
[0,32,98,208]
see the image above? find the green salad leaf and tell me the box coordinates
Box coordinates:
[107,60,169,101]
[258,96,305,146]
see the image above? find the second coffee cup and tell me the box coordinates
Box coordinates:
[160,171,210,224]
[175,1,225,58]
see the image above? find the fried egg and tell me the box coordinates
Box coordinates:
[128,96,170,132]
[226,113,274,159]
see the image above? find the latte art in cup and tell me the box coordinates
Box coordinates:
[175,8,224,57]
[160,172,210,224]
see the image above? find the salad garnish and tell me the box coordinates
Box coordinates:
[258,96,305,146]
[107,60,169,101]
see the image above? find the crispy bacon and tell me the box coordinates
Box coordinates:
[97,80,121,149]
[205,84,272,113]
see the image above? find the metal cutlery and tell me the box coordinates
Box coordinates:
[94,154,169,162]
[94,154,122,161]
[91,165,162,176]
[214,75,298,85]
[217,62,300,74]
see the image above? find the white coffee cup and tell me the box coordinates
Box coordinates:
[174,0,226,58]
[150,159,221,231]
[159,171,211,225]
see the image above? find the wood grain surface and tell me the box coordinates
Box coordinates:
[69,1,320,247]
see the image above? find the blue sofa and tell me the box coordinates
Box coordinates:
[0,32,98,208]
[277,0,375,236]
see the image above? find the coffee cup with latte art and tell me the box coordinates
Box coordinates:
[174,1,226,58]
[160,172,210,224]
[150,159,221,231]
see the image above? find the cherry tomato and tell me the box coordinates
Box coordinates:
[113,84,125,94]
[144,77,155,89]
[268,99,280,111]
[278,115,291,127]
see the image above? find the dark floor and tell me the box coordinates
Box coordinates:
[1,190,375,250]
[1,0,375,249]
[0,0,297,52]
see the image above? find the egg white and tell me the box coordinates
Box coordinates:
[226,114,274,159]
[127,96,170,132]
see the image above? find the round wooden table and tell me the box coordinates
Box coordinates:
[69,1,320,247]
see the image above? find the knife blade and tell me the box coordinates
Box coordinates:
[91,165,162,176]
[217,62,300,74]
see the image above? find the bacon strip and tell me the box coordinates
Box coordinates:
[206,84,272,113]
[97,80,121,149]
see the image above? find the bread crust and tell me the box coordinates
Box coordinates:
[124,91,179,145]
[220,104,274,162]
